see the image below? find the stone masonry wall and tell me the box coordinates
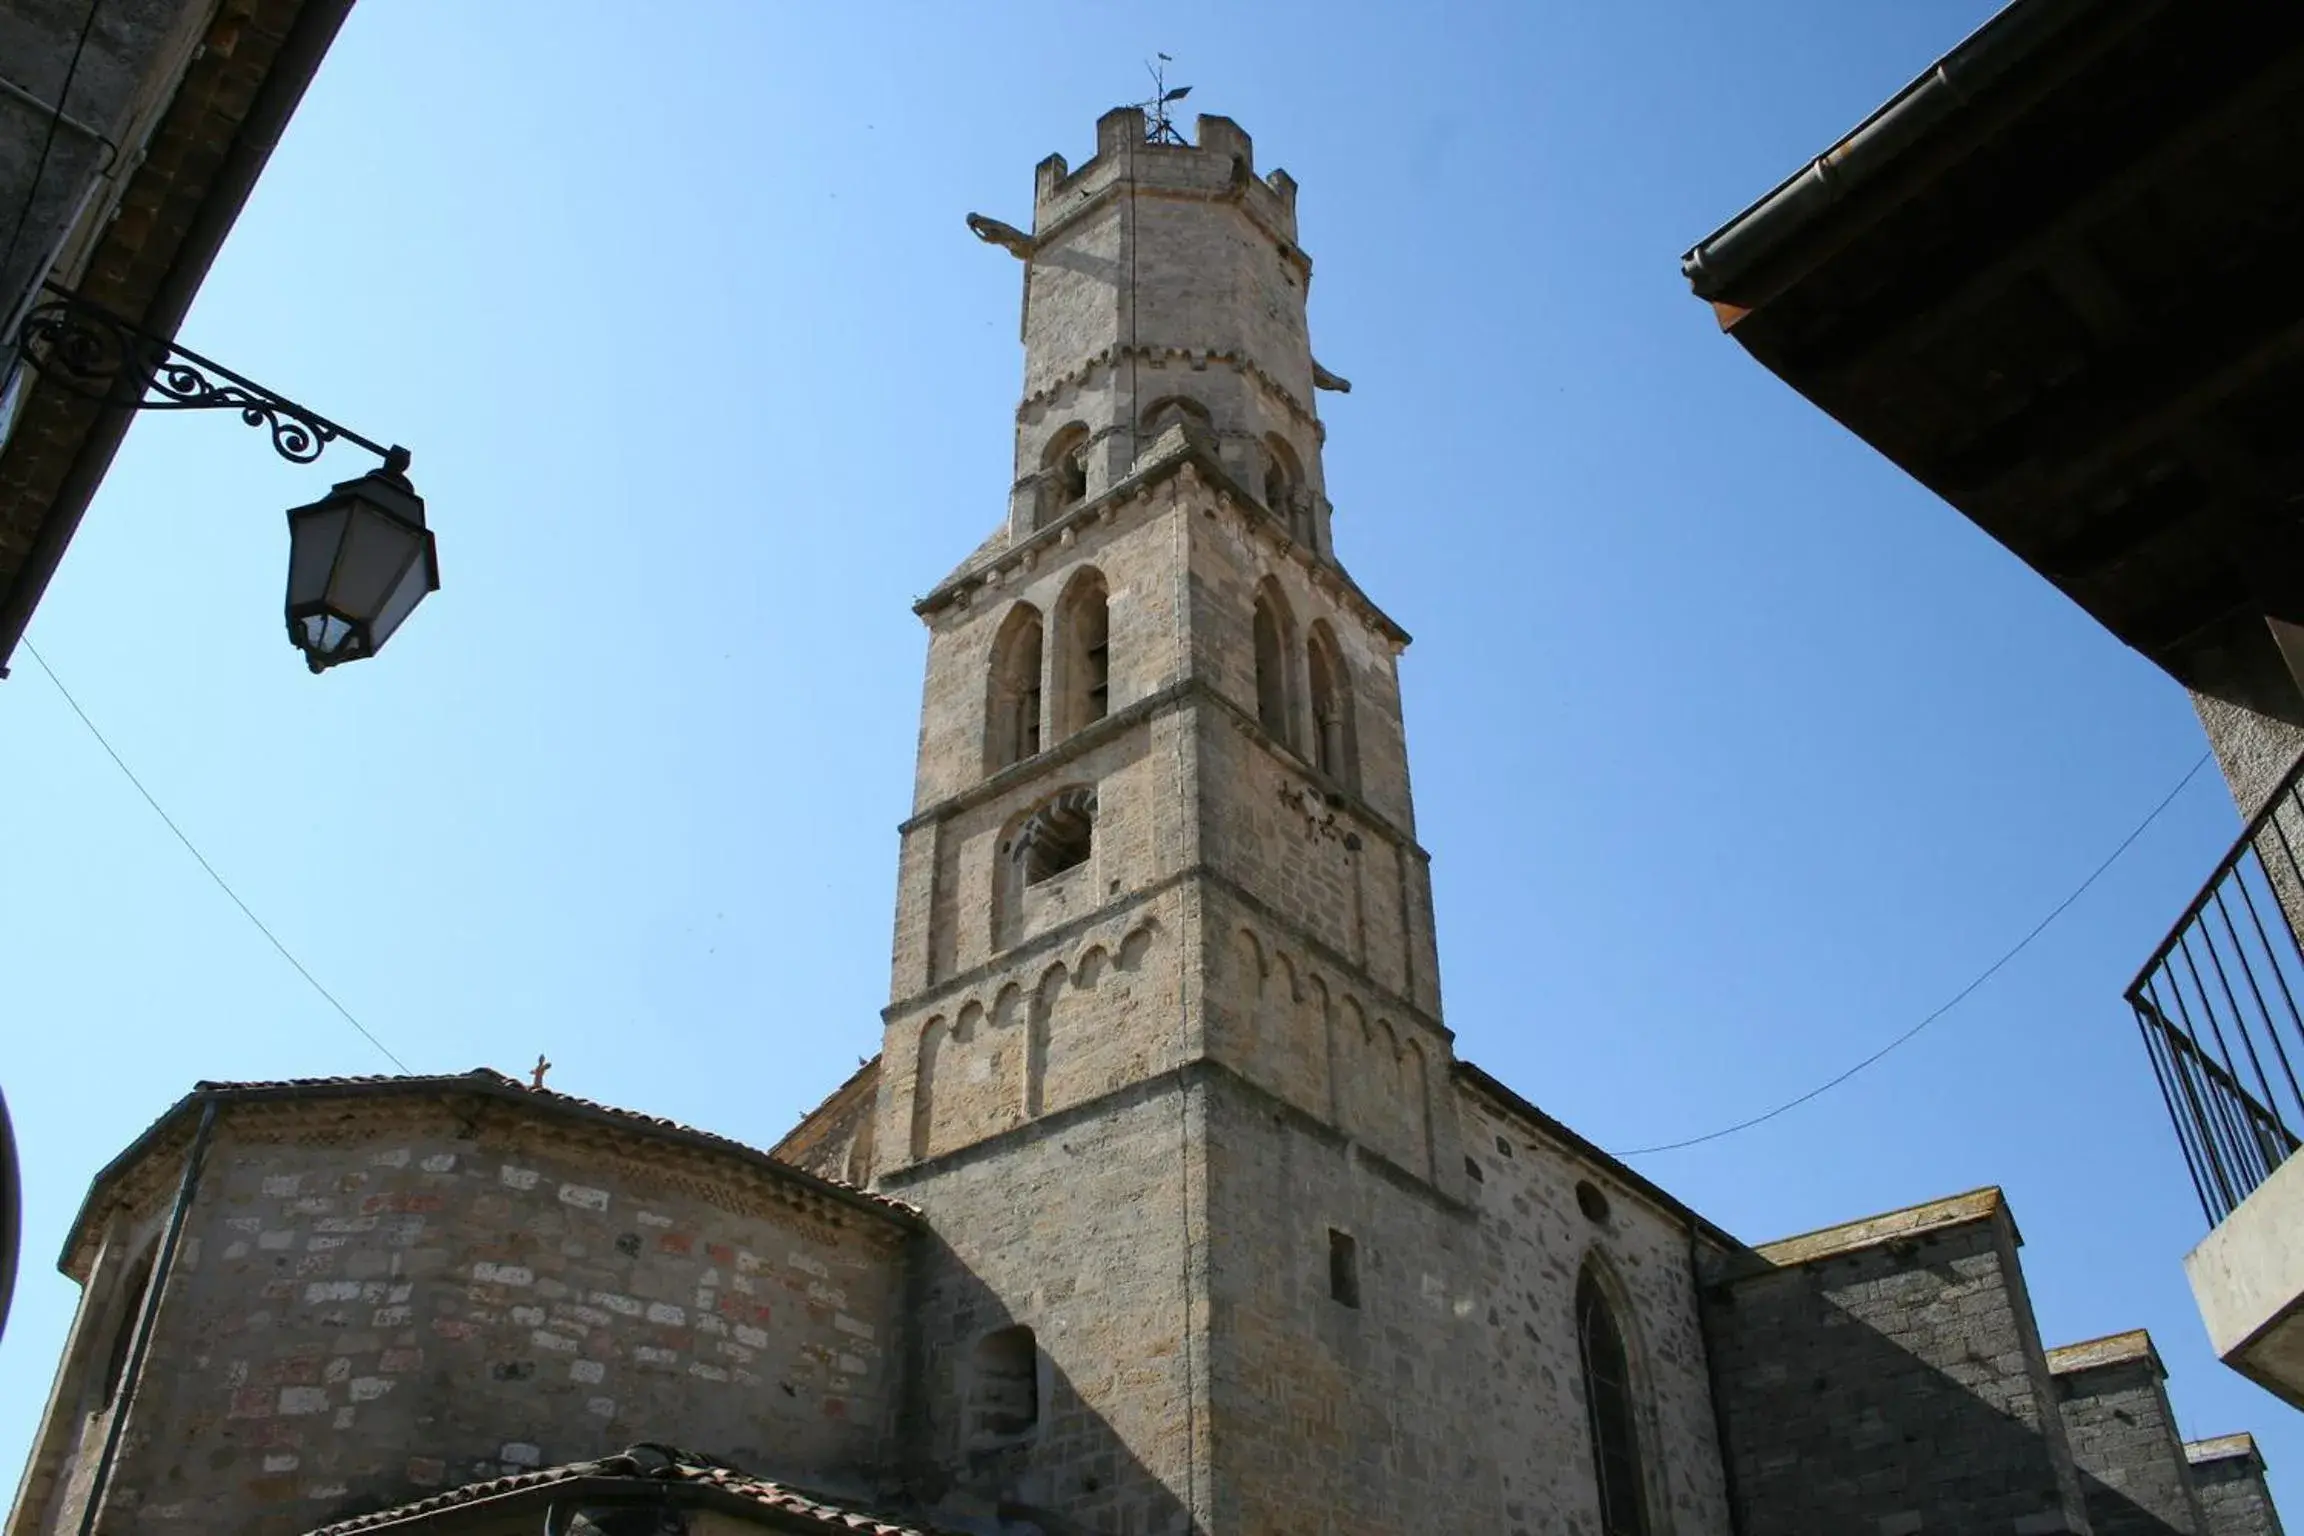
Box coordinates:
[1198,1068,1488,1536]
[1703,1192,2089,1536]
[1461,1085,1734,1536]
[907,493,1190,822]
[1200,882,1449,1190]
[874,1078,1210,1536]
[770,1064,880,1189]
[2049,1332,2204,1536]
[12,1092,909,1536]
[2190,1438,2288,1536]
[882,886,1189,1173]
[1186,476,1414,837]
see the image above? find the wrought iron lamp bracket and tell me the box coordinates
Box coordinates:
[10,284,403,473]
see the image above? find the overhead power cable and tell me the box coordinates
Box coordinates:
[24,639,412,1073]
[1612,750,2214,1158]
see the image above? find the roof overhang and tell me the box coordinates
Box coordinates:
[0,0,355,677]
[1683,0,2304,706]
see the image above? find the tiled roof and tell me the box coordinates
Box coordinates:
[210,1068,916,1217]
[307,1445,957,1535]
[64,1067,918,1275]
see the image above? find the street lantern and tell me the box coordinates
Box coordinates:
[13,284,435,673]
[284,447,438,673]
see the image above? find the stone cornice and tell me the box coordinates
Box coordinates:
[875,1055,1469,1218]
[1738,1185,2014,1276]
[915,448,1411,651]
[895,671,1424,860]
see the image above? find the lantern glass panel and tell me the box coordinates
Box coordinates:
[330,504,424,620]
[285,504,350,611]
[369,531,437,653]
[299,613,357,659]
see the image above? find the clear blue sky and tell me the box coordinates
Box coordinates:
[4,0,2290,1501]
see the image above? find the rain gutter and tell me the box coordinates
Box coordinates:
[1680,0,2137,307]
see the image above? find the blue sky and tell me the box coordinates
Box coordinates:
[3,0,2291,1503]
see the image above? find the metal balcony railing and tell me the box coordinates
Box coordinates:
[2130,752,2304,1224]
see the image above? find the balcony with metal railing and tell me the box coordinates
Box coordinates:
[2132,749,2304,1407]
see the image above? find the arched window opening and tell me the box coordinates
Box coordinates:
[968,1326,1040,1445]
[1038,422,1091,527]
[1016,788,1095,885]
[1306,621,1357,789]
[1055,569,1110,739]
[1263,435,1308,541]
[1577,1267,1650,1536]
[985,604,1045,774]
[1253,581,1297,747]
[100,1248,156,1408]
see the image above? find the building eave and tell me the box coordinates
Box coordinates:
[1680,0,2154,312]
[0,0,355,677]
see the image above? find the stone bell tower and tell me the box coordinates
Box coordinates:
[872,108,1468,1536]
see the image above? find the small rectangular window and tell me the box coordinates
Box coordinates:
[1328,1228,1360,1309]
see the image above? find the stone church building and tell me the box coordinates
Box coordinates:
[6,108,2289,1536]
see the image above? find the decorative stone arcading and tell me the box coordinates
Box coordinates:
[1016,342,1320,432]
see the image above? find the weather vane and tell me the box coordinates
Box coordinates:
[1142,54,1191,145]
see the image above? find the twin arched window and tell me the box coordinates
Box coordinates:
[1252,581,1360,791]
[985,570,1110,776]
[1577,1264,1650,1536]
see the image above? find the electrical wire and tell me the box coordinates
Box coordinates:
[1611,749,2214,1158]
[0,0,102,303]
[22,639,412,1073]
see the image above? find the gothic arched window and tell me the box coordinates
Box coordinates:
[1577,1265,1649,1536]
[1252,579,1297,747]
[1038,422,1091,526]
[986,602,1044,774]
[1306,620,1357,789]
[1054,567,1110,739]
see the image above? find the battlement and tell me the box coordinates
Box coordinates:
[1032,108,1300,243]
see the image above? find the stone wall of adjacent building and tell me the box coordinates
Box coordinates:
[1702,1189,2089,1536]
[6,1088,911,1536]
[2049,1331,2204,1536]
[2190,1437,2288,1536]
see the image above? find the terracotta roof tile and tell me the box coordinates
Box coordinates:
[306,1447,958,1536]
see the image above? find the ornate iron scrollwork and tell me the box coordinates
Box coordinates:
[11,286,390,468]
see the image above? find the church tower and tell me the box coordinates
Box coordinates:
[871,108,1474,1536]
